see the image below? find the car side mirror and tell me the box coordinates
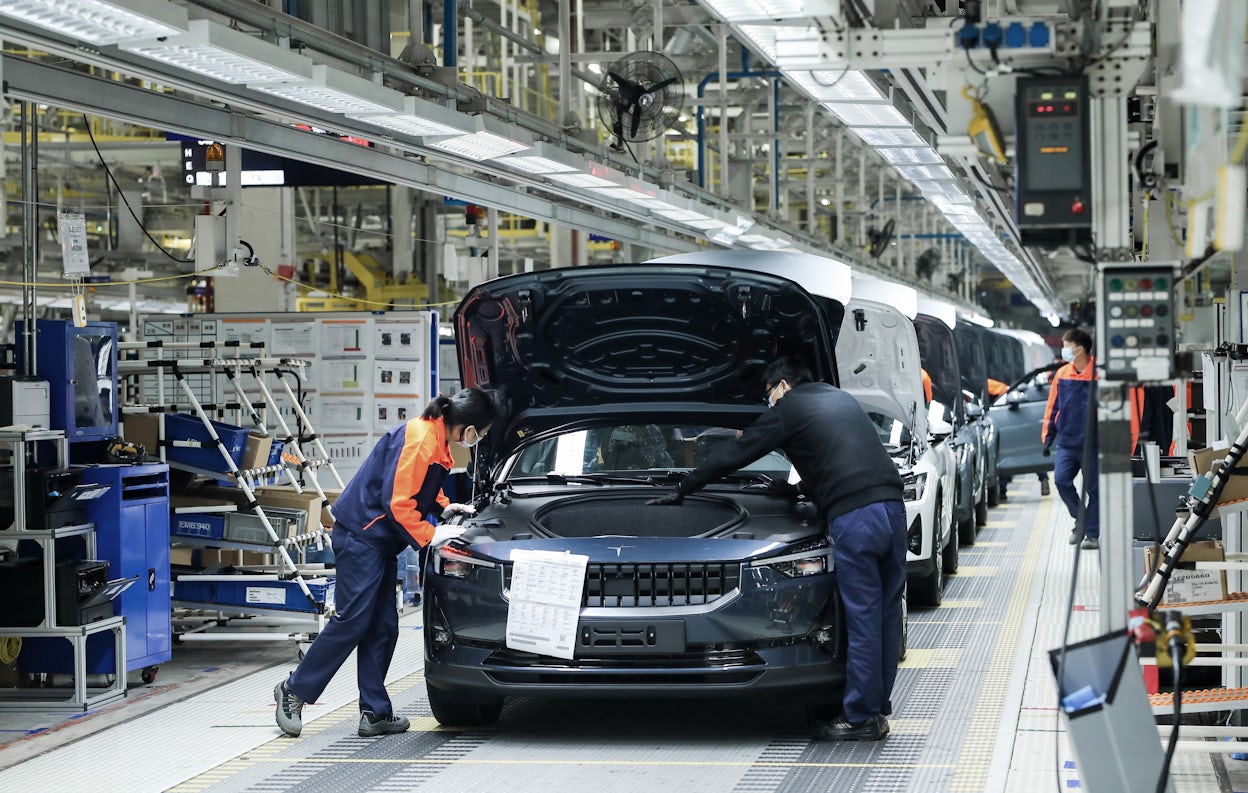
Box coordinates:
[929,416,954,441]
[966,402,984,420]
[1007,391,1025,411]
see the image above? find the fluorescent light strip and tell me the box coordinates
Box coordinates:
[546,171,619,188]
[0,0,187,45]
[496,155,580,174]
[788,70,885,102]
[702,0,809,21]
[851,127,927,147]
[738,24,819,63]
[655,208,714,223]
[122,20,309,85]
[879,147,944,166]
[824,102,909,127]
[350,96,472,138]
[427,131,530,160]
[252,65,401,116]
[586,187,668,208]
[895,164,955,181]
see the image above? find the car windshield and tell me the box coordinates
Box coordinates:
[868,412,911,453]
[506,423,794,480]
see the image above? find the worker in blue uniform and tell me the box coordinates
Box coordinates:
[648,357,905,741]
[275,388,499,738]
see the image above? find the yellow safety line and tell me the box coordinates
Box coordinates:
[951,566,999,577]
[948,495,1052,791]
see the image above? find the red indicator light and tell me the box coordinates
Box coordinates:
[1063,105,1072,112]
[1071,199,1085,215]
[1140,278,1152,290]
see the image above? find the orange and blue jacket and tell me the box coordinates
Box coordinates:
[334,417,452,551]
[1042,360,1139,452]
[920,368,933,405]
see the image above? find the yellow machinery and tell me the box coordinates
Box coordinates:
[294,250,431,312]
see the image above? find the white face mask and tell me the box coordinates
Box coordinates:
[1061,346,1076,363]
[457,426,484,449]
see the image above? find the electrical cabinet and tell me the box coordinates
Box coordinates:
[15,320,119,442]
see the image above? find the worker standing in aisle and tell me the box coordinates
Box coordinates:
[1043,329,1099,549]
[648,357,905,741]
[275,388,499,738]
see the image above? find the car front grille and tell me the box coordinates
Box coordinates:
[482,648,764,685]
[504,561,741,608]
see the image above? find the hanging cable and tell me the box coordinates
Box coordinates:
[81,114,193,265]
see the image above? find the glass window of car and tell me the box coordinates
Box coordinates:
[868,412,911,453]
[507,423,793,480]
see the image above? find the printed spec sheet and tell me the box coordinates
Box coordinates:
[505,549,589,660]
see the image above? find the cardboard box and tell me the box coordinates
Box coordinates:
[1144,539,1228,604]
[254,486,322,520]
[241,432,274,472]
[123,413,160,458]
[1188,447,1248,506]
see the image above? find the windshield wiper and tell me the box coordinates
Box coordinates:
[508,473,659,486]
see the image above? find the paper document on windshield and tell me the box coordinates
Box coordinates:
[505,549,588,660]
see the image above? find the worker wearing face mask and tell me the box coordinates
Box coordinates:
[276,388,499,739]
[648,357,905,742]
[1043,328,1100,549]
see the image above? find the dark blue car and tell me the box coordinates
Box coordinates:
[422,261,853,727]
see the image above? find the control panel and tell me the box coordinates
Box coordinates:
[1098,264,1176,382]
[1014,75,1092,246]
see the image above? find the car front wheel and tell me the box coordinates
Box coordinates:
[427,685,504,727]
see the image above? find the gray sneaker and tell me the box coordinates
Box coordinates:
[359,711,410,737]
[275,680,305,737]
[1081,537,1100,550]
[1068,532,1081,545]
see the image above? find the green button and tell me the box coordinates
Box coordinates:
[1109,278,1123,290]
[1155,276,1167,289]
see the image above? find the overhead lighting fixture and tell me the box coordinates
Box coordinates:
[252,65,403,116]
[823,102,909,127]
[122,19,310,85]
[586,186,669,209]
[788,70,884,102]
[852,128,927,147]
[546,171,620,189]
[0,0,188,45]
[878,147,944,166]
[427,130,531,160]
[895,164,955,182]
[702,0,840,22]
[349,96,473,138]
[496,141,587,174]
[737,25,819,63]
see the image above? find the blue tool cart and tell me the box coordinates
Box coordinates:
[15,320,119,442]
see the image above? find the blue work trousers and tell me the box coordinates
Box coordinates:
[287,526,400,716]
[829,500,908,725]
[1054,445,1099,539]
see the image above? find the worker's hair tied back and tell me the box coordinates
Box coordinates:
[421,394,454,420]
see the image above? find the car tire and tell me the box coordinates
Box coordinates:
[957,484,976,546]
[941,500,959,575]
[427,685,504,727]
[914,533,942,608]
[975,498,989,527]
[987,478,1000,507]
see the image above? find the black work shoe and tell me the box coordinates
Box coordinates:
[359,711,410,737]
[812,714,889,741]
[1041,479,1051,496]
[1068,532,1081,545]
[275,680,305,737]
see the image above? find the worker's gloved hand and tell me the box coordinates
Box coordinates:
[441,503,477,520]
[430,525,466,546]
[1042,442,1053,458]
[645,491,684,506]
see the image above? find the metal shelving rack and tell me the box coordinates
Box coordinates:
[118,341,344,644]
[0,429,126,711]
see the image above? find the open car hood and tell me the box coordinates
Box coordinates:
[455,263,840,465]
[838,297,927,439]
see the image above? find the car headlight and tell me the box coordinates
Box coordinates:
[434,542,498,579]
[902,471,928,502]
[750,537,830,578]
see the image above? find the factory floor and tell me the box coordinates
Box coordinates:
[0,477,1238,792]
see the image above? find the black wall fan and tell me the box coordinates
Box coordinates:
[597,52,685,149]
[867,218,896,258]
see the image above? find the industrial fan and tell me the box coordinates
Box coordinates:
[597,52,685,149]
[915,247,941,282]
[867,218,896,258]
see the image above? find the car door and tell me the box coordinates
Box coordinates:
[991,364,1062,478]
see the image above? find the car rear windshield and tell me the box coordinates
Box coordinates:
[506,423,793,479]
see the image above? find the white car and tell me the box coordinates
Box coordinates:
[839,290,958,608]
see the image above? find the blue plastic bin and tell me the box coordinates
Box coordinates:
[164,413,249,473]
[171,512,225,540]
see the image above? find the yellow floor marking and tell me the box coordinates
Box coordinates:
[243,757,959,769]
[969,541,1007,547]
[982,522,1015,529]
[951,566,997,577]
[899,648,964,668]
[949,496,1052,791]
[911,620,1001,626]
[938,599,985,608]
